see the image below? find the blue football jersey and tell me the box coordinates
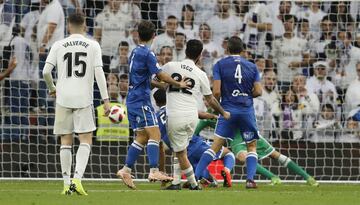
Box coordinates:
[213,55,260,113]
[156,106,172,149]
[126,45,161,105]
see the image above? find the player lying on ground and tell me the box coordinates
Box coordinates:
[231,133,319,186]
[116,20,191,190]
[196,118,319,186]
[195,36,262,189]
[42,13,111,195]
[153,89,235,190]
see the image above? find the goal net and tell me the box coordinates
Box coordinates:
[1,0,360,182]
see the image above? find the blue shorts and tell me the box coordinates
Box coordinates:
[127,104,158,131]
[188,141,223,168]
[214,112,259,142]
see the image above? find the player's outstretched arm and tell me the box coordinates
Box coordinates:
[252,82,262,98]
[156,71,190,89]
[204,95,230,120]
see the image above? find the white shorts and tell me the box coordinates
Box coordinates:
[54,104,96,135]
[167,115,198,152]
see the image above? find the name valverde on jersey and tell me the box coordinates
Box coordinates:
[45,34,103,108]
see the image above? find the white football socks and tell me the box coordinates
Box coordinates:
[183,166,198,188]
[74,143,91,180]
[60,145,72,186]
[172,157,181,185]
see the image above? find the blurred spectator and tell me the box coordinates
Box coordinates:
[193,0,217,25]
[242,1,272,57]
[218,36,229,58]
[0,0,15,49]
[207,0,242,44]
[151,15,177,55]
[297,18,313,42]
[173,32,186,61]
[306,61,337,105]
[59,0,84,16]
[336,117,360,143]
[354,33,360,48]
[126,24,139,51]
[344,62,360,115]
[275,89,303,140]
[94,0,132,72]
[118,73,128,104]
[311,15,336,61]
[158,45,173,66]
[260,69,281,139]
[329,1,355,32]
[232,0,249,20]
[268,0,292,38]
[310,104,340,142]
[271,14,310,90]
[291,74,320,128]
[297,1,326,39]
[337,30,360,88]
[177,4,198,40]
[157,0,187,27]
[37,0,64,110]
[255,55,266,78]
[106,72,119,87]
[20,3,40,44]
[119,0,141,26]
[198,23,220,77]
[109,41,130,75]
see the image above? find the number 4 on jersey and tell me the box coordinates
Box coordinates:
[234,64,242,84]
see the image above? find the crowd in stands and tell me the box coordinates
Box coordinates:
[0,0,359,142]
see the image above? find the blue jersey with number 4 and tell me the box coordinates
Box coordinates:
[126,45,161,105]
[213,55,260,114]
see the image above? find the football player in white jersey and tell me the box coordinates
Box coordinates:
[42,13,110,195]
[161,39,230,190]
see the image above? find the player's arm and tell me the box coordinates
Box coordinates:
[156,71,190,89]
[94,43,110,115]
[204,94,230,119]
[198,111,217,120]
[0,57,16,81]
[42,44,58,96]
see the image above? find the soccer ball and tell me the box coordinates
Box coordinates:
[108,105,126,123]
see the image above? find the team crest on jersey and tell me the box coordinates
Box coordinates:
[136,116,141,123]
[243,132,254,141]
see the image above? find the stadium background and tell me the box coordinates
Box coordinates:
[0,0,359,182]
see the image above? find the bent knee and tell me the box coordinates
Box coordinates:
[236,152,247,164]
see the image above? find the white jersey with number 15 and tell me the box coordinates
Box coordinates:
[45,34,103,108]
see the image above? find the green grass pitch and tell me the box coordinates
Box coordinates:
[0,181,359,205]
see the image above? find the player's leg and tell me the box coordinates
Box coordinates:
[270,151,319,186]
[219,147,235,187]
[117,130,148,189]
[166,156,182,190]
[60,134,73,195]
[70,105,97,195]
[194,116,232,180]
[176,149,200,190]
[71,132,92,195]
[54,104,74,195]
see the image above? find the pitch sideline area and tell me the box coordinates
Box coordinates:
[0,181,358,205]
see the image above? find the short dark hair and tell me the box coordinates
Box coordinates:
[153,89,166,106]
[321,15,333,22]
[167,15,177,20]
[68,13,85,26]
[138,20,155,42]
[185,39,203,60]
[282,14,297,23]
[160,46,173,54]
[118,41,129,48]
[119,73,128,80]
[228,36,244,54]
